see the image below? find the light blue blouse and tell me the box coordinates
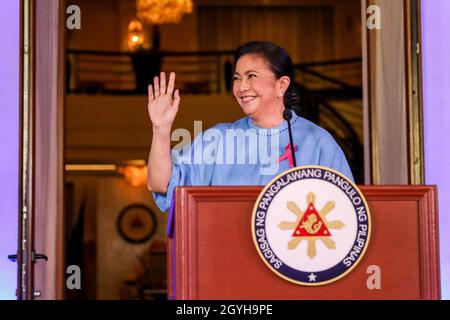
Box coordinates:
[153,113,354,212]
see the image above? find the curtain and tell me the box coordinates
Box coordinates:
[198,6,334,64]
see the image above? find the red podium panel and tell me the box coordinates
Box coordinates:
[168,186,440,299]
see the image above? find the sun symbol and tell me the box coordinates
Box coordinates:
[278,192,345,259]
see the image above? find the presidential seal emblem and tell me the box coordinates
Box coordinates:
[251,166,371,286]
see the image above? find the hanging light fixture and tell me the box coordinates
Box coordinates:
[127,18,145,51]
[136,0,193,25]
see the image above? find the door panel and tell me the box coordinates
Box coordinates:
[34,0,65,299]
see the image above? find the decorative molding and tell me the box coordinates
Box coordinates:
[18,0,36,301]
[404,0,425,184]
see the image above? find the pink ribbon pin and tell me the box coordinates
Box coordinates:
[277,144,298,168]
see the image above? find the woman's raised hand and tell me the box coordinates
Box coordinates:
[147,72,180,130]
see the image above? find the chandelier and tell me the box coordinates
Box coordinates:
[136,0,193,25]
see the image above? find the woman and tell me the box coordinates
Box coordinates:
[147,41,353,212]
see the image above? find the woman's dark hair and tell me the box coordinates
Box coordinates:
[234,41,300,114]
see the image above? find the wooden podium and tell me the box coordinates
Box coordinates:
[167,186,440,300]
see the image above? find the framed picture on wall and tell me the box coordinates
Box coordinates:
[117,204,157,244]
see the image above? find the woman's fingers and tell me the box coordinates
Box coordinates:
[173,89,180,108]
[153,76,160,97]
[148,84,154,100]
[150,72,176,99]
[167,72,175,95]
[160,72,166,95]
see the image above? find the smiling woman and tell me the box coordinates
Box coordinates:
[232,41,298,129]
[232,54,288,128]
[146,41,354,212]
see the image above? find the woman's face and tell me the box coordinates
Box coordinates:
[232,54,284,119]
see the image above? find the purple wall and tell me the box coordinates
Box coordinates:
[422,0,450,300]
[0,1,19,300]
[0,0,20,300]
